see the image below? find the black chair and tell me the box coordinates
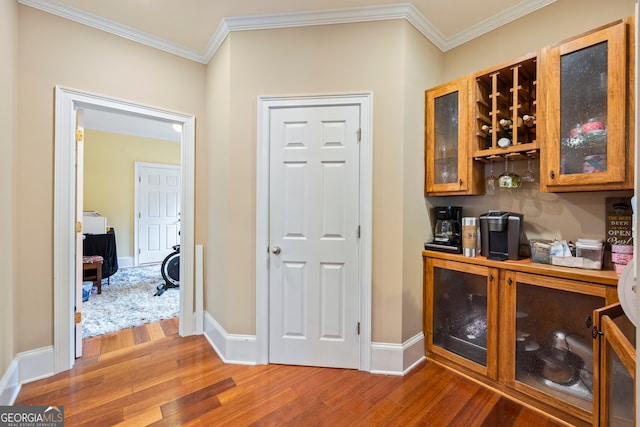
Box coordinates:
[83,228,119,287]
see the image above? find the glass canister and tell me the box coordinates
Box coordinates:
[462,217,479,257]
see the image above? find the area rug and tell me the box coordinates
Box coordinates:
[82,264,179,338]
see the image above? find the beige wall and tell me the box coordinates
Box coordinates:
[0,0,18,377]
[16,6,206,352]
[430,0,635,244]
[84,130,181,259]
[7,0,636,365]
[205,37,232,330]
[444,0,635,82]
[402,25,444,341]
[205,20,443,343]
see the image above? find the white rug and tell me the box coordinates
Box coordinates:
[82,264,179,338]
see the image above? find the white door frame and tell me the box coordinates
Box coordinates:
[256,93,373,370]
[134,162,182,267]
[53,86,198,373]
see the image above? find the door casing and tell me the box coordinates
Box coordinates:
[53,86,198,373]
[256,93,373,370]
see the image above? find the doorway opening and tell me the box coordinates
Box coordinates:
[53,86,198,373]
[80,148,182,340]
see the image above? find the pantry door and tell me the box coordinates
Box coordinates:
[268,103,361,369]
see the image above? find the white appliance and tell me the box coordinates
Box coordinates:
[83,212,107,234]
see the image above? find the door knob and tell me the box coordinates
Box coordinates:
[271,245,281,255]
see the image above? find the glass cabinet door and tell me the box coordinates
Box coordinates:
[506,272,606,422]
[540,20,629,191]
[593,304,636,426]
[433,91,460,186]
[426,258,498,378]
[425,77,480,195]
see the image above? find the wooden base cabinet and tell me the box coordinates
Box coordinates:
[425,257,499,378]
[423,251,620,426]
[503,272,608,424]
[592,304,636,426]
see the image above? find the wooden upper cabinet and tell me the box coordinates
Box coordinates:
[539,18,634,192]
[425,77,484,196]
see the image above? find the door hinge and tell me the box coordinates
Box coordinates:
[75,221,82,233]
[356,225,360,238]
[357,322,360,335]
[74,311,81,324]
[138,212,141,219]
[138,248,141,254]
[356,128,361,143]
[75,129,83,142]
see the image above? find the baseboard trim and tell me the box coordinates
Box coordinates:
[0,359,19,405]
[203,311,257,365]
[203,310,424,375]
[118,257,134,268]
[370,332,425,376]
[0,346,55,405]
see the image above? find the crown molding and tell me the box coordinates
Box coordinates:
[18,0,207,63]
[203,3,445,62]
[445,0,557,49]
[20,0,556,64]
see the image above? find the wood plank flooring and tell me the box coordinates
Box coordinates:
[16,319,566,426]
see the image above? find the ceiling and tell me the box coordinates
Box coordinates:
[19,0,557,141]
[82,108,182,143]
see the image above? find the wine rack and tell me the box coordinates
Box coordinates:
[473,53,538,162]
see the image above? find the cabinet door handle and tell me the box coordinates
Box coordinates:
[459,178,463,186]
[508,277,513,286]
[550,170,555,179]
[489,274,494,282]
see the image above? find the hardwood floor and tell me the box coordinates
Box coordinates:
[16,319,565,426]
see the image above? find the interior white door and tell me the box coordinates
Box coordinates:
[75,109,85,358]
[137,163,181,265]
[268,103,361,369]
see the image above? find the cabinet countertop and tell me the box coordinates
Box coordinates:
[422,250,620,287]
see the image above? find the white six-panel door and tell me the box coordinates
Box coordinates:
[268,104,361,369]
[136,163,181,265]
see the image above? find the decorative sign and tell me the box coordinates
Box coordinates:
[606,197,633,246]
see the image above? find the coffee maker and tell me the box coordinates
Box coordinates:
[479,211,523,260]
[424,206,462,254]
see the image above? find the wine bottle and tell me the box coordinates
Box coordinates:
[499,119,513,137]
[481,124,491,134]
[499,119,513,130]
[522,114,536,127]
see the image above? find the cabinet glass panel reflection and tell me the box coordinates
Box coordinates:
[515,282,604,412]
[433,267,487,366]
[560,41,608,175]
[433,92,459,184]
[606,343,634,426]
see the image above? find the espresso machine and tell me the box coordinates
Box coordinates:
[424,206,462,254]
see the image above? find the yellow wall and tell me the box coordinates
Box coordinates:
[16,5,206,353]
[83,130,180,259]
[0,0,18,378]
